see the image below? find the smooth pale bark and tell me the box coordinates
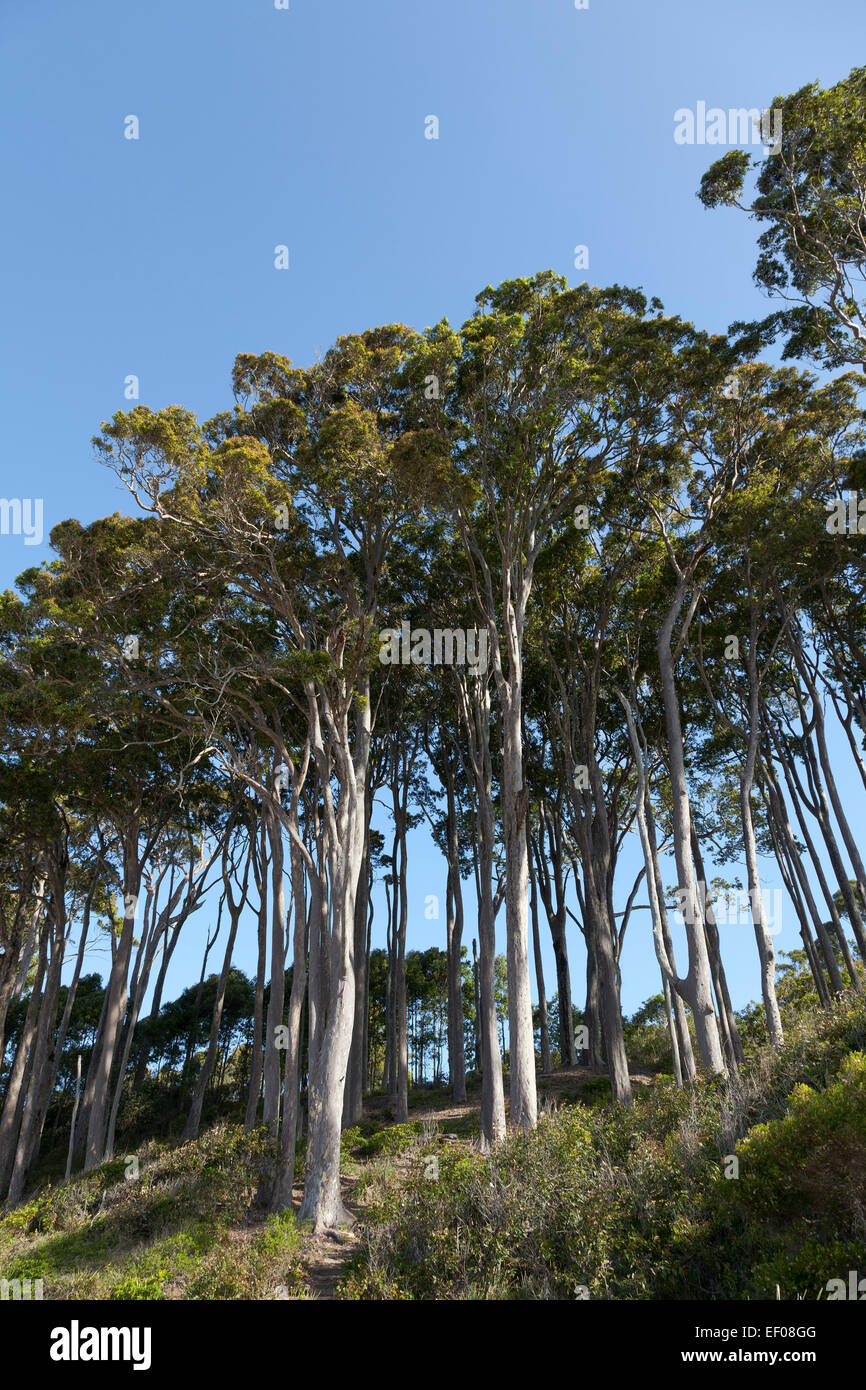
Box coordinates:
[619,690,695,1088]
[663,977,683,1087]
[84,832,141,1172]
[794,636,866,910]
[383,872,396,1095]
[38,903,93,1173]
[578,819,632,1105]
[244,824,269,1129]
[132,907,183,1090]
[183,861,248,1143]
[299,684,370,1232]
[12,883,45,1002]
[0,936,47,1196]
[584,938,603,1068]
[500,678,538,1131]
[390,757,410,1123]
[765,796,836,1003]
[648,807,698,1081]
[444,768,467,1102]
[787,690,866,961]
[657,582,726,1075]
[825,665,866,796]
[257,745,315,1206]
[763,763,848,994]
[533,804,576,1066]
[7,881,67,1203]
[343,785,372,1126]
[737,636,783,1046]
[455,502,539,1134]
[262,806,288,1141]
[106,876,193,1161]
[802,737,866,958]
[529,835,552,1074]
[550,663,629,1094]
[306,799,328,1092]
[0,882,44,1063]
[689,831,742,1073]
[778,740,861,979]
[476,839,506,1149]
[271,838,315,1212]
[570,743,632,1104]
[457,673,505,1149]
[803,925,832,1005]
[362,880,372,1092]
[65,1055,82,1183]
[471,937,481,1073]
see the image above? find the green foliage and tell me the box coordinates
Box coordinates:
[344,992,866,1300]
[0,1122,305,1301]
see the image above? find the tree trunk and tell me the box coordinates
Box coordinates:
[84,832,140,1172]
[499,680,538,1131]
[529,833,552,1074]
[657,582,726,1075]
[245,821,269,1129]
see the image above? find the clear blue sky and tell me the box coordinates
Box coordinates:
[2,0,864,1025]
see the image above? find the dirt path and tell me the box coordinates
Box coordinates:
[292,1062,662,1298]
[292,1175,361,1300]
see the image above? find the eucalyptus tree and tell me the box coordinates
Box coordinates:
[699,65,866,375]
[0,801,44,1066]
[682,365,860,1042]
[521,692,578,1070]
[95,328,446,1229]
[452,654,506,1149]
[404,274,701,1126]
[534,533,643,1103]
[183,804,254,1142]
[414,531,489,1104]
[421,689,476,1103]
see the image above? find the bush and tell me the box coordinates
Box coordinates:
[344,992,866,1300]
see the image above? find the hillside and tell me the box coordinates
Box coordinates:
[3,984,864,1302]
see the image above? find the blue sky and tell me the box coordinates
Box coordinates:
[2,0,865,1027]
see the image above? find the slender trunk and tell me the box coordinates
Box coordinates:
[739,641,782,1046]
[183,891,245,1143]
[444,773,467,1102]
[7,908,66,1202]
[84,834,140,1172]
[262,808,287,1140]
[472,937,481,1073]
[663,977,683,1087]
[500,680,537,1131]
[584,935,603,1067]
[657,583,725,1075]
[298,683,370,1231]
[763,761,848,993]
[343,793,371,1126]
[245,822,269,1129]
[529,834,552,1074]
[0,936,47,1195]
[65,1055,82,1183]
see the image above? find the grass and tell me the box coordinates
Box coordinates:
[3,971,865,1301]
[339,990,866,1301]
[0,1123,306,1300]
